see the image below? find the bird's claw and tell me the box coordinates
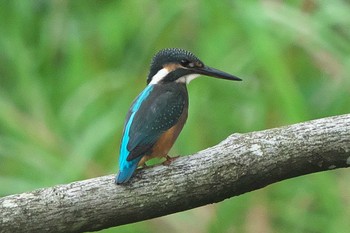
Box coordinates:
[162,155,180,166]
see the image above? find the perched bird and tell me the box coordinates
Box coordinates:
[116,48,241,184]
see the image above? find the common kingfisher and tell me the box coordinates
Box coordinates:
[116,48,241,184]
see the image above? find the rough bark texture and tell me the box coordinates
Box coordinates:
[1,114,350,233]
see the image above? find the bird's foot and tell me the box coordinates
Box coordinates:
[162,155,180,166]
[137,163,150,170]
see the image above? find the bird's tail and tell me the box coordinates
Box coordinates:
[115,161,139,185]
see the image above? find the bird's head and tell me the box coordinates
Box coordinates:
[147,48,241,85]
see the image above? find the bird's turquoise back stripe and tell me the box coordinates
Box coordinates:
[119,84,154,169]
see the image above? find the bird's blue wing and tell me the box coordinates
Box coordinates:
[116,83,187,184]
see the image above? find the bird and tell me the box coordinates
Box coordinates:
[116,48,241,184]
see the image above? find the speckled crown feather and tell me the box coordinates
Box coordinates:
[147,48,203,84]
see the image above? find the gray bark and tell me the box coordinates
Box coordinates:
[1,114,350,233]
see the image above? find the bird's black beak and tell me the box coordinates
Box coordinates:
[192,66,242,81]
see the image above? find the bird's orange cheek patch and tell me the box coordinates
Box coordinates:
[163,63,182,72]
[195,62,204,68]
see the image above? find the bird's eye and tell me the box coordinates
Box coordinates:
[180,59,190,67]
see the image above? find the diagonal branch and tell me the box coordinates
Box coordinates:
[1,114,350,233]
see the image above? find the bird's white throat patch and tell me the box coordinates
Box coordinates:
[176,74,200,84]
[149,67,200,85]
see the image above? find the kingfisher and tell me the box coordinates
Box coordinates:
[116,48,241,184]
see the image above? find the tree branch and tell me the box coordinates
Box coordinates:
[1,114,350,233]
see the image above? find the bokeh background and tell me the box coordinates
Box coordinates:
[1,1,350,232]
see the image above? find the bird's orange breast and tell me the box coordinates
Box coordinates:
[138,108,188,166]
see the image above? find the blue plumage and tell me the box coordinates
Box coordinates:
[115,82,188,184]
[116,85,154,184]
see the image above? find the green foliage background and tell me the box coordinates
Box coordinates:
[0,1,349,232]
